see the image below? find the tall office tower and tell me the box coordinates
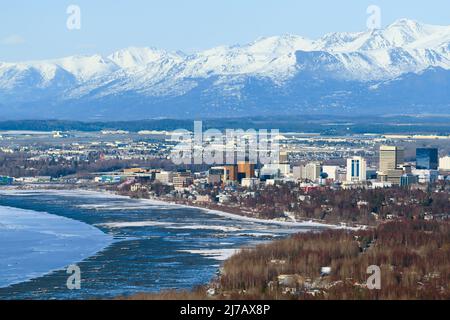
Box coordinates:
[223,165,238,182]
[379,146,405,173]
[292,166,303,180]
[440,156,450,170]
[304,162,322,181]
[237,161,256,182]
[416,148,438,170]
[346,156,367,182]
[279,151,289,164]
[260,151,290,178]
[322,165,339,181]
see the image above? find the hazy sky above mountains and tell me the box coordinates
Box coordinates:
[1,0,449,62]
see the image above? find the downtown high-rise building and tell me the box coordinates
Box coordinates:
[440,156,450,170]
[304,162,322,181]
[416,148,438,170]
[346,156,367,182]
[379,146,405,174]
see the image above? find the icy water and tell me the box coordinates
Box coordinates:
[0,189,327,300]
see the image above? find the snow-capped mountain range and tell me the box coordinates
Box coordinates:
[1,19,450,120]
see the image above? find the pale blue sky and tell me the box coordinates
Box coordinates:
[0,0,449,62]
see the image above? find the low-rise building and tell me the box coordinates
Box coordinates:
[95,175,124,184]
[208,167,225,184]
[131,183,149,192]
[412,169,439,184]
[194,195,212,204]
[241,178,260,188]
[400,174,419,187]
[123,168,149,174]
[371,181,393,189]
[386,169,404,185]
[0,176,13,185]
[173,171,194,189]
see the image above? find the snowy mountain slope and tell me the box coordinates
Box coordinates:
[0,19,449,119]
[313,19,450,53]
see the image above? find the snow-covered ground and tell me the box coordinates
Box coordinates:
[0,206,113,289]
[178,249,240,261]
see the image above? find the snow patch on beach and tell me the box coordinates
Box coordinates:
[179,249,240,261]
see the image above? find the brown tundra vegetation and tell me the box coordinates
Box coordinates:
[121,220,450,300]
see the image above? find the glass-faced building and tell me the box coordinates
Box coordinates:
[416,148,438,170]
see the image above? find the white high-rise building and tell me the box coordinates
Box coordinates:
[322,165,339,181]
[292,163,322,181]
[292,166,303,180]
[261,163,291,177]
[304,162,322,181]
[346,157,367,182]
[439,156,450,170]
[155,171,173,184]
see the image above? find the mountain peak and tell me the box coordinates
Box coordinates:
[389,18,423,28]
[247,34,315,54]
[108,47,174,69]
[385,18,430,38]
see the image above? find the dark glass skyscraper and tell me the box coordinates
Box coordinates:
[416,148,438,170]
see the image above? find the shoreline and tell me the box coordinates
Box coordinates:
[0,184,371,298]
[0,185,367,230]
[94,188,369,231]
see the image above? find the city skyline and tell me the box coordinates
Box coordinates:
[1,1,449,306]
